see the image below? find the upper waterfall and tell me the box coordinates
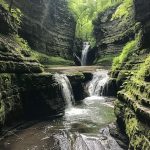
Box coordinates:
[81,42,90,66]
[87,70,109,96]
[41,0,51,25]
[54,73,75,108]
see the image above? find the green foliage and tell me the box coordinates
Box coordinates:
[126,117,138,138]
[13,35,74,66]
[112,0,133,20]
[135,55,150,80]
[11,8,22,25]
[13,34,32,58]
[124,108,150,149]
[31,51,74,66]
[94,54,116,66]
[0,0,8,9]
[0,0,22,25]
[14,34,30,50]
[68,0,122,46]
[112,35,139,71]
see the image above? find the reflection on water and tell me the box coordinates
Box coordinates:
[0,97,123,150]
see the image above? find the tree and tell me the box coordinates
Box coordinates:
[68,0,123,45]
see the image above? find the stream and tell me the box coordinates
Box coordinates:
[0,70,124,150]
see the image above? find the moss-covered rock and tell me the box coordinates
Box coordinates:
[93,0,135,66]
[0,4,66,129]
[97,0,150,149]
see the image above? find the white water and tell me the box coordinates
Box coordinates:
[81,42,90,66]
[87,70,109,96]
[1,71,124,150]
[41,0,51,25]
[54,74,75,108]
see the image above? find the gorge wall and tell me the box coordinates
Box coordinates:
[0,5,65,129]
[10,0,76,58]
[94,0,150,149]
[93,3,135,66]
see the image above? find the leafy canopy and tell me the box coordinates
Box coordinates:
[68,0,123,45]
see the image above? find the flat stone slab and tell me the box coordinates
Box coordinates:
[44,66,110,74]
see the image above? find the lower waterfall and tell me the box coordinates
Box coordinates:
[54,73,75,108]
[87,70,109,96]
[0,70,124,150]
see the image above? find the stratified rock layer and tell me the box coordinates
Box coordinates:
[99,0,150,149]
[0,5,65,129]
[11,0,75,58]
[101,0,150,150]
[93,4,135,66]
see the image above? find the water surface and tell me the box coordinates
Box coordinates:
[0,97,119,150]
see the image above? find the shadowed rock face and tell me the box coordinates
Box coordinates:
[92,0,150,148]
[11,0,76,58]
[0,6,65,128]
[98,1,150,149]
[134,0,150,47]
[93,5,135,65]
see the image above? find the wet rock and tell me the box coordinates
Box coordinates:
[94,1,150,149]
[0,4,65,128]
[67,73,85,101]
[87,46,98,65]
[103,78,118,96]
[93,5,135,66]
[0,5,18,34]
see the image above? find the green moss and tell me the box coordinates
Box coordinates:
[122,55,150,100]
[126,117,138,138]
[111,0,133,20]
[12,35,74,66]
[135,55,150,80]
[14,35,30,50]
[31,51,74,66]
[112,34,140,72]
[0,0,22,25]
[11,34,32,58]
[114,100,123,117]
[94,55,115,66]
[0,0,8,10]
[116,70,132,86]
[120,106,150,149]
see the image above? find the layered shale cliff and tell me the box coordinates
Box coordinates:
[9,0,76,58]
[94,0,150,149]
[93,2,135,66]
[0,5,65,129]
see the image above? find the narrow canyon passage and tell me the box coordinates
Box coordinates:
[0,0,150,149]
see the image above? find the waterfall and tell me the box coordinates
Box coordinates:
[54,74,75,108]
[41,0,51,25]
[87,70,109,96]
[81,42,90,66]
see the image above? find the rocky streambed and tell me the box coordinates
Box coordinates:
[0,96,127,150]
[0,68,128,150]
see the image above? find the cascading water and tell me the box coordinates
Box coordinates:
[41,0,51,25]
[81,42,90,66]
[1,70,124,150]
[54,73,75,108]
[87,70,109,96]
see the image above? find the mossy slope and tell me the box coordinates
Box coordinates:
[109,0,150,149]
